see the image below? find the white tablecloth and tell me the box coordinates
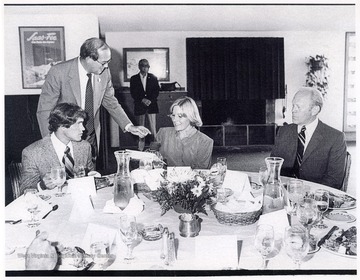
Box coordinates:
[5,170,357,273]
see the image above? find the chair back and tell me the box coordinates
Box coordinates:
[341,151,351,192]
[8,162,23,199]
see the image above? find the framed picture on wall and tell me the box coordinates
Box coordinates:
[123,48,169,82]
[19,26,65,89]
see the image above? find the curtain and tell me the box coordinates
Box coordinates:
[186,38,285,100]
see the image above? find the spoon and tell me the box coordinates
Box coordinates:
[42,205,59,219]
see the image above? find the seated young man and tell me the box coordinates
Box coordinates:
[20,103,94,193]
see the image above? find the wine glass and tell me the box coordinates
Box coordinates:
[217,157,227,186]
[254,224,275,269]
[258,166,268,187]
[24,189,40,228]
[139,158,152,171]
[51,167,66,197]
[285,179,304,216]
[313,189,329,229]
[296,198,318,234]
[119,215,141,262]
[284,225,309,269]
[89,233,110,269]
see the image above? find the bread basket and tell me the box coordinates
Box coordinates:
[211,204,262,226]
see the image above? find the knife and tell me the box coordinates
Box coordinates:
[317,225,339,247]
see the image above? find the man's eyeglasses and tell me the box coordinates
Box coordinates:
[168,113,187,119]
[96,58,111,66]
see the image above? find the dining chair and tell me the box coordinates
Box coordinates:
[340,151,351,193]
[8,162,23,200]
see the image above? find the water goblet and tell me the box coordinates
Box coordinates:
[51,167,66,197]
[254,224,275,269]
[297,198,318,234]
[119,215,141,262]
[89,233,110,269]
[285,179,304,216]
[258,166,268,187]
[284,225,309,269]
[313,189,329,229]
[24,189,40,228]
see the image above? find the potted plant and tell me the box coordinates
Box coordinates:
[305,55,329,98]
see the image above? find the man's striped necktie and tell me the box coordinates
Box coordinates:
[294,125,306,178]
[62,146,74,179]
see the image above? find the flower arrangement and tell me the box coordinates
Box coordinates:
[152,169,216,216]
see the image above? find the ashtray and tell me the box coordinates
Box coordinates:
[141,224,164,241]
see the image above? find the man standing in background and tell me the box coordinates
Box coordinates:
[37,38,150,161]
[130,59,160,151]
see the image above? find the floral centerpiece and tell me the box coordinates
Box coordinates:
[152,168,216,216]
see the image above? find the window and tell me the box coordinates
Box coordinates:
[343,32,356,139]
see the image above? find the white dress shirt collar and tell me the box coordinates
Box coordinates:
[140,72,147,91]
[51,133,74,164]
[298,118,319,152]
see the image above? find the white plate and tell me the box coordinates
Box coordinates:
[321,226,357,258]
[328,192,356,210]
[324,211,356,223]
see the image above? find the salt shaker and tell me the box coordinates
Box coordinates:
[166,232,176,266]
[160,227,169,260]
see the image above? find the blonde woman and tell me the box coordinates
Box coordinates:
[156,96,213,169]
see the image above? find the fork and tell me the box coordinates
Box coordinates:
[5,219,22,224]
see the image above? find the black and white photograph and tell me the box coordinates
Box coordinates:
[3,1,358,279]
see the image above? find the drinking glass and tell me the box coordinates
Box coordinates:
[285,179,304,216]
[74,165,86,178]
[139,158,152,171]
[51,167,66,197]
[284,226,309,269]
[217,157,227,186]
[24,189,40,228]
[119,215,141,262]
[89,233,110,269]
[258,166,268,187]
[254,224,275,269]
[296,198,318,235]
[313,189,329,229]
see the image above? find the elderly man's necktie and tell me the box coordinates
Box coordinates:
[294,125,306,178]
[62,146,74,179]
[85,73,95,137]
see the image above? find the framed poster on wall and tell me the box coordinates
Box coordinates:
[19,26,65,89]
[123,48,169,82]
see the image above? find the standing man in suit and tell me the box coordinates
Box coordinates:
[130,59,160,151]
[271,87,347,189]
[21,103,94,193]
[37,38,150,160]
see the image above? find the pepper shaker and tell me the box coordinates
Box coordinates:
[166,232,176,266]
[160,227,169,260]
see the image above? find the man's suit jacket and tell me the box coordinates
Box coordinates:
[130,73,160,116]
[37,58,132,148]
[20,135,94,193]
[270,120,347,189]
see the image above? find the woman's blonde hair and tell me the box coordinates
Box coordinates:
[170,96,203,127]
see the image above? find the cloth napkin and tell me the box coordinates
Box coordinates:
[257,208,289,236]
[125,149,160,161]
[5,194,52,221]
[103,195,144,216]
[131,168,164,190]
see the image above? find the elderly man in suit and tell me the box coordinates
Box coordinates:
[130,59,160,151]
[271,87,347,189]
[37,37,150,159]
[21,103,94,193]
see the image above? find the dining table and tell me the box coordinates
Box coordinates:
[5,169,357,276]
